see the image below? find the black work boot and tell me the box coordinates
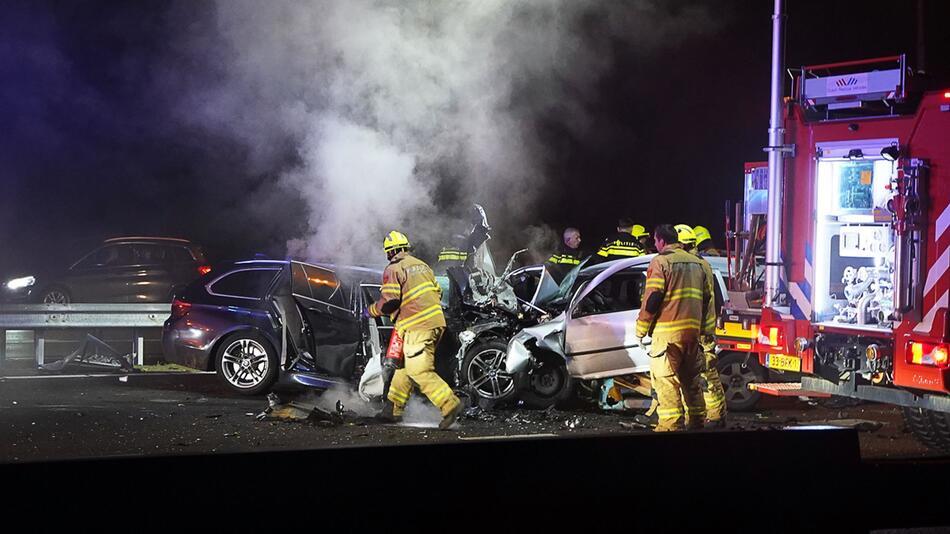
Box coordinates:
[633,411,658,429]
[376,401,402,423]
[705,417,727,430]
[439,402,462,430]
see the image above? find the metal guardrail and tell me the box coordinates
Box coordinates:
[0,303,172,367]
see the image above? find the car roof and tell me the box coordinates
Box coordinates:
[222,259,384,285]
[102,236,193,244]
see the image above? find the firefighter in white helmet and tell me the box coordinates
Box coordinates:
[676,224,728,427]
[370,231,462,430]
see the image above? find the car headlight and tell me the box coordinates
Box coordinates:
[458,330,476,344]
[6,276,36,291]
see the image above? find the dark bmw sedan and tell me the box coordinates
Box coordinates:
[162,259,393,395]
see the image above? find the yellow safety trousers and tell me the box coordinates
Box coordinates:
[387,327,460,417]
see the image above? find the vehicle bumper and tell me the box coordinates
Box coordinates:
[506,333,533,374]
[162,321,213,371]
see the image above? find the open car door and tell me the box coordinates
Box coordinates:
[563,264,651,379]
[290,262,362,379]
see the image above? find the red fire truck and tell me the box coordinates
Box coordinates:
[723,51,950,451]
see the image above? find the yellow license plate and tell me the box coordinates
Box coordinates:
[767,354,801,372]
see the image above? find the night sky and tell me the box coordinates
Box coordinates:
[2,0,948,276]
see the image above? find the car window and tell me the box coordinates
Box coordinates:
[169,246,196,263]
[74,244,134,269]
[133,244,169,265]
[509,268,541,302]
[362,285,393,327]
[208,268,280,299]
[573,272,643,319]
[292,262,344,308]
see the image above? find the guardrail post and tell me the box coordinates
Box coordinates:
[134,328,145,366]
[35,329,45,367]
[1,329,6,371]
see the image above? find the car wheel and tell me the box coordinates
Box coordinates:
[41,287,71,305]
[519,358,575,409]
[717,352,766,412]
[215,332,279,395]
[462,338,516,404]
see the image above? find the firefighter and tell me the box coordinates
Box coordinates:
[545,227,584,282]
[693,225,724,257]
[631,224,655,253]
[676,224,728,427]
[370,231,462,430]
[636,224,713,432]
[595,217,643,261]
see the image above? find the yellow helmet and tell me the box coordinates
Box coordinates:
[674,224,696,246]
[693,225,712,245]
[383,230,411,253]
[630,224,648,239]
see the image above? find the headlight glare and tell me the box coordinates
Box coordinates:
[6,276,36,291]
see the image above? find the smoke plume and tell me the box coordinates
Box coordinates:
[174,0,716,264]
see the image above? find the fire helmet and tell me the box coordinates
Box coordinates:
[630,224,649,239]
[383,231,411,253]
[693,225,712,245]
[675,224,696,246]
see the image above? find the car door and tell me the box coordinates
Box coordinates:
[127,244,174,302]
[563,269,651,379]
[64,244,136,302]
[291,262,361,378]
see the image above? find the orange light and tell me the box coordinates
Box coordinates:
[934,345,949,367]
[198,265,212,276]
[911,342,924,364]
[736,342,752,351]
[309,277,338,287]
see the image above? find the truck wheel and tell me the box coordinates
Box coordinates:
[215,332,279,396]
[902,407,950,454]
[462,338,517,405]
[518,358,575,409]
[717,352,766,412]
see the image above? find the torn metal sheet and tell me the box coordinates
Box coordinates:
[39,334,134,373]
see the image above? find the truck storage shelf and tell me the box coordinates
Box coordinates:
[748,382,831,397]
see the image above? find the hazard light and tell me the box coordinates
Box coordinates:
[758,326,783,348]
[908,342,950,368]
[944,91,950,99]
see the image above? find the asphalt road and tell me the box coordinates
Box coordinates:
[0,371,943,463]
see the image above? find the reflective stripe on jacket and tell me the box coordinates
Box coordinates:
[437,247,468,263]
[596,231,643,259]
[369,252,446,335]
[636,243,714,342]
[546,244,582,265]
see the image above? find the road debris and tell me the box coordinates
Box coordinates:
[256,393,345,426]
[39,334,134,373]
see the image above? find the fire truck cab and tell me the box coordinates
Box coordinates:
[734,55,950,451]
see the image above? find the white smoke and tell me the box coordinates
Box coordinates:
[176,0,718,264]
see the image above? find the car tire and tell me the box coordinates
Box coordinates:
[902,407,950,454]
[462,338,517,406]
[518,357,575,409]
[215,331,279,396]
[716,352,766,412]
[40,286,71,305]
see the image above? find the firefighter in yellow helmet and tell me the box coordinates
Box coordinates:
[693,225,723,257]
[631,224,655,253]
[370,231,462,430]
[636,224,712,431]
[675,224,727,427]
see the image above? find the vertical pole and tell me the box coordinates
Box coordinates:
[136,331,145,367]
[764,0,786,307]
[0,329,6,373]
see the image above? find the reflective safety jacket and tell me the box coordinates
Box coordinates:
[546,244,582,266]
[636,243,715,342]
[369,252,446,335]
[596,231,643,260]
[437,246,468,264]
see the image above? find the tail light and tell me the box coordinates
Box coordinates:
[758,325,783,348]
[908,342,950,368]
[171,298,192,320]
[198,265,212,276]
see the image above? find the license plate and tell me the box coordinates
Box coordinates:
[766,354,801,372]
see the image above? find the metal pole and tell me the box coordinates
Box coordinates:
[764,0,786,307]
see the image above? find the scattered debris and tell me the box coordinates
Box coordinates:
[256,392,344,426]
[39,334,134,373]
[205,414,223,419]
[119,376,128,383]
[619,421,649,430]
